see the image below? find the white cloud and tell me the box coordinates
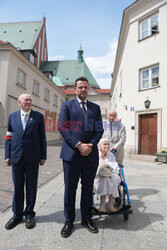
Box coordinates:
[95,76,112,89]
[48,55,65,60]
[85,39,118,89]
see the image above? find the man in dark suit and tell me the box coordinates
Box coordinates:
[59,77,103,238]
[5,93,47,230]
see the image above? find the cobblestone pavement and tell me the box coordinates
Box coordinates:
[0,146,62,213]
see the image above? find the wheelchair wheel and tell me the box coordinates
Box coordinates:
[123,214,129,221]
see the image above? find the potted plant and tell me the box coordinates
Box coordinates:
[156,149,167,163]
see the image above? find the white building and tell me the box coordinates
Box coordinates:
[111,0,167,156]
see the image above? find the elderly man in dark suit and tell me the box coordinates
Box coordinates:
[5,93,47,230]
[59,77,103,238]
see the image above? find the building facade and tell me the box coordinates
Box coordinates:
[0,18,111,144]
[0,41,66,144]
[40,47,111,119]
[111,0,167,157]
[62,87,111,120]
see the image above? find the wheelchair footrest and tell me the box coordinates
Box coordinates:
[92,204,132,216]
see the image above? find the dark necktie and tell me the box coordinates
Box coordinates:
[81,102,87,118]
[110,122,113,137]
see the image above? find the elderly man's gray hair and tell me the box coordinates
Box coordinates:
[18,93,32,102]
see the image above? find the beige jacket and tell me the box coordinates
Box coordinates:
[102,120,126,165]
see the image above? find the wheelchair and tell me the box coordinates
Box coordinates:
[92,164,132,221]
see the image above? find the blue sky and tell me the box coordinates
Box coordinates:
[0,0,135,88]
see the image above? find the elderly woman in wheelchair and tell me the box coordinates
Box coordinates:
[94,138,121,212]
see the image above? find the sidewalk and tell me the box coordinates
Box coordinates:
[0,158,167,249]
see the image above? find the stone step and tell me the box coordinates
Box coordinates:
[129,154,157,162]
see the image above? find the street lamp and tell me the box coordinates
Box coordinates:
[144,99,151,109]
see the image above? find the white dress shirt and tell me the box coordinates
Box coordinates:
[21,109,31,129]
[76,97,87,111]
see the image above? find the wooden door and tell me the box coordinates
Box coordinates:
[139,113,157,155]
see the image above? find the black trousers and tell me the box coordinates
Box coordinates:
[12,155,39,219]
[63,156,98,222]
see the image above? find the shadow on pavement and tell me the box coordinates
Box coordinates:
[36,188,164,231]
[129,188,159,199]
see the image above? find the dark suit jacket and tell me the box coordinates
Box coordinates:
[59,98,104,162]
[5,109,47,164]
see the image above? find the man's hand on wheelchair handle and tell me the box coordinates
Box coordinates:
[111,147,116,153]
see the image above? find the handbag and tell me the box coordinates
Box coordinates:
[97,163,113,177]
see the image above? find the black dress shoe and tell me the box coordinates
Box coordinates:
[5,217,22,230]
[81,219,99,233]
[61,221,73,238]
[25,217,36,229]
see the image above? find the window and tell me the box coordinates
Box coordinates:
[53,95,58,106]
[48,73,52,81]
[29,53,35,64]
[16,70,26,88]
[140,65,159,90]
[152,66,159,86]
[33,81,39,96]
[140,13,158,40]
[151,14,158,34]
[44,88,49,102]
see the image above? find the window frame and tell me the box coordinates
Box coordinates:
[139,12,159,40]
[44,88,50,102]
[48,73,52,81]
[29,53,35,64]
[32,80,40,96]
[53,94,58,107]
[140,64,159,90]
[16,69,26,88]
